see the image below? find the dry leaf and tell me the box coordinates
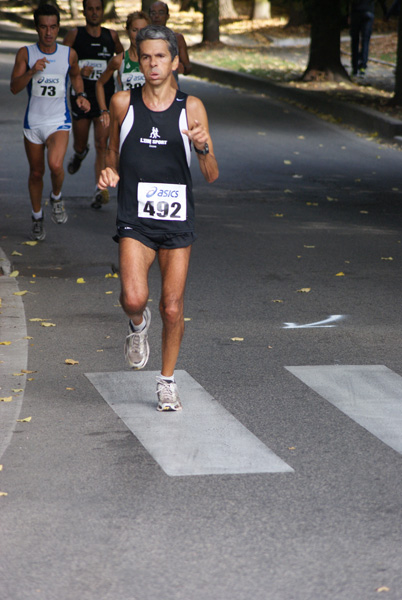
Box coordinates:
[30,318,46,322]
[41,322,56,327]
[65,359,79,365]
[11,251,22,256]
[184,318,192,321]
[273,213,284,217]
[284,160,292,165]
[304,245,315,248]
[376,587,390,593]
[13,291,27,296]
[12,389,23,393]
[76,278,85,284]
[21,369,36,374]
[231,337,244,341]
[272,299,283,303]
[22,240,38,246]
[66,387,75,390]
[17,417,32,422]
[0,341,11,346]
[105,291,113,294]
[381,257,393,261]
[105,273,118,278]
[335,272,345,277]
[306,202,318,206]
[297,288,311,293]
[0,492,8,497]
[9,270,19,278]
[0,397,13,402]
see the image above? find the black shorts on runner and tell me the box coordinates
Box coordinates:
[113,226,197,250]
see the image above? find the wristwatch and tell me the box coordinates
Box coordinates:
[194,142,209,155]
[76,92,88,98]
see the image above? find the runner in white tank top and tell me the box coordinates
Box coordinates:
[10,4,90,241]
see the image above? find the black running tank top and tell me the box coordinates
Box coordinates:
[72,27,115,101]
[117,87,194,235]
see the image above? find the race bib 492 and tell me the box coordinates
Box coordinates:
[137,182,187,221]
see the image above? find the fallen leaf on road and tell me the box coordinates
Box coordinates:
[184,318,192,321]
[105,291,113,294]
[297,288,311,293]
[65,359,79,365]
[12,389,23,393]
[24,336,33,340]
[272,299,283,303]
[76,278,85,284]
[29,318,47,322]
[306,202,318,206]
[335,272,345,277]
[381,257,393,261]
[21,370,36,374]
[273,213,284,217]
[376,587,390,592]
[41,322,56,327]
[304,245,315,248]
[66,387,75,390]
[231,337,244,341]
[297,135,305,139]
[11,251,22,256]
[13,291,27,296]
[0,492,8,497]
[360,210,369,214]
[21,241,38,246]
[0,397,13,402]
[0,341,11,346]
[284,160,292,165]
[17,417,32,422]
[9,270,19,278]
[105,273,119,278]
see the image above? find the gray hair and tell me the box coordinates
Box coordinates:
[136,25,178,61]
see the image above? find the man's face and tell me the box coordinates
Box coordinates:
[84,0,104,27]
[149,2,169,26]
[139,38,178,85]
[36,15,59,49]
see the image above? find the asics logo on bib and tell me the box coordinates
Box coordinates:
[146,185,179,198]
[146,186,158,198]
[37,76,60,84]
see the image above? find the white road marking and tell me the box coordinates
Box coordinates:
[86,370,294,477]
[283,315,345,329]
[0,249,28,461]
[286,365,402,454]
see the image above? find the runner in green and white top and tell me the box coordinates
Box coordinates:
[95,11,150,130]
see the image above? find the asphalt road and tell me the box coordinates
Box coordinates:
[1,24,402,600]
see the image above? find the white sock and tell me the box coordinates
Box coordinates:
[32,209,43,220]
[130,311,147,333]
[51,191,62,201]
[159,373,175,383]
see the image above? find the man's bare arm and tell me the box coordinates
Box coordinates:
[176,33,191,75]
[183,96,218,183]
[69,48,91,112]
[98,91,130,189]
[10,47,48,95]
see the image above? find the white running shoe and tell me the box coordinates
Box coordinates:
[124,306,151,369]
[156,377,182,412]
[50,196,68,224]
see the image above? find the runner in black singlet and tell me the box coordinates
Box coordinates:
[98,25,218,412]
[63,0,123,208]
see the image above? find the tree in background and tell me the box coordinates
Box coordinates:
[252,0,271,19]
[203,0,220,41]
[302,0,348,81]
[392,1,402,103]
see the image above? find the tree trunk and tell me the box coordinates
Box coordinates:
[142,0,154,13]
[252,0,271,20]
[393,8,402,103]
[219,0,237,19]
[302,0,348,81]
[69,0,79,19]
[104,0,118,20]
[202,0,219,42]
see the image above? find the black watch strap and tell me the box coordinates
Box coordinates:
[194,142,209,155]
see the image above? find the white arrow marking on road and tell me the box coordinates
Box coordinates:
[286,365,402,455]
[283,315,345,329]
[86,370,294,477]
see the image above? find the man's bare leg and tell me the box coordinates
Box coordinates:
[24,137,45,213]
[158,246,192,378]
[46,130,69,196]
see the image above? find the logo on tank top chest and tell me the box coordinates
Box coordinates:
[140,127,168,148]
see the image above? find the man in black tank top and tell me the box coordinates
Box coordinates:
[98,25,219,412]
[63,0,123,208]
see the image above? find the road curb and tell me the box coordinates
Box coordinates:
[191,60,402,142]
